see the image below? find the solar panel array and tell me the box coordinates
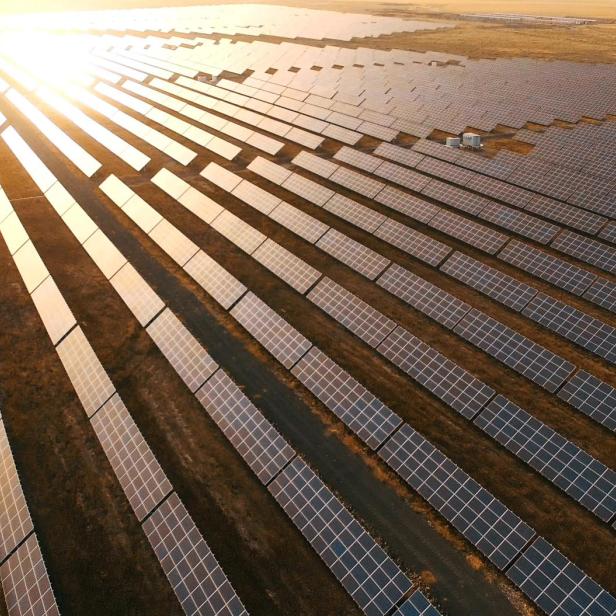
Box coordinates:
[0,7,615,616]
[379,424,535,570]
[475,396,616,522]
[0,154,249,616]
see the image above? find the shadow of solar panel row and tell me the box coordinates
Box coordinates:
[522,294,616,363]
[379,424,535,569]
[454,309,575,392]
[268,458,415,616]
[507,537,616,616]
[475,396,616,522]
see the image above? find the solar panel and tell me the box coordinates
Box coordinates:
[268,201,329,244]
[0,212,32,256]
[253,239,321,293]
[374,186,439,224]
[329,166,384,199]
[307,277,396,348]
[143,493,248,616]
[291,346,401,449]
[0,189,12,224]
[323,193,386,233]
[440,251,537,312]
[316,229,390,280]
[293,151,338,178]
[201,162,242,193]
[374,218,451,267]
[211,210,267,255]
[374,143,424,170]
[378,326,494,419]
[268,457,413,616]
[147,308,218,393]
[247,156,292,185]
[149,219,200,266]
[184,251,247,310]
[524,195,606,235]
[281,172,335,206]
[110,263,165,327]
[62,204,98,244]
[475,396,616,522]
[421,179,490,216]
[377,264,470,329]
[83,230,128,279]
[507,537,616,616]
[374,161,430,193]
[0,533,59,616]
[583,277,616,313]
[99,175,134,208]
[231,180,281,215]
[195,369,295,484]
[122,194,163,234]
[0,418,33,562]
[392,590,441,616]
[30,276,77,345]
[56,327,115,417]
[454,309,575,392]
[321,123,362,145]
[231,292,312,369]
[522,293,616,363]
[379,423,535,570]
[333,146,382,173]
[429,211,508,255]
[557,371,616,431]
[551,230,616,275]
[499,240,596,296]
[91,394,172,521]
[478,202,560,244]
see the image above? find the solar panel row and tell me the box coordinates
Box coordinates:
[0,134,251,615]
[475,396,616,522]
[201,160,614,435]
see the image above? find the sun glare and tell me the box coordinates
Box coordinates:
[0,31,92,88]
